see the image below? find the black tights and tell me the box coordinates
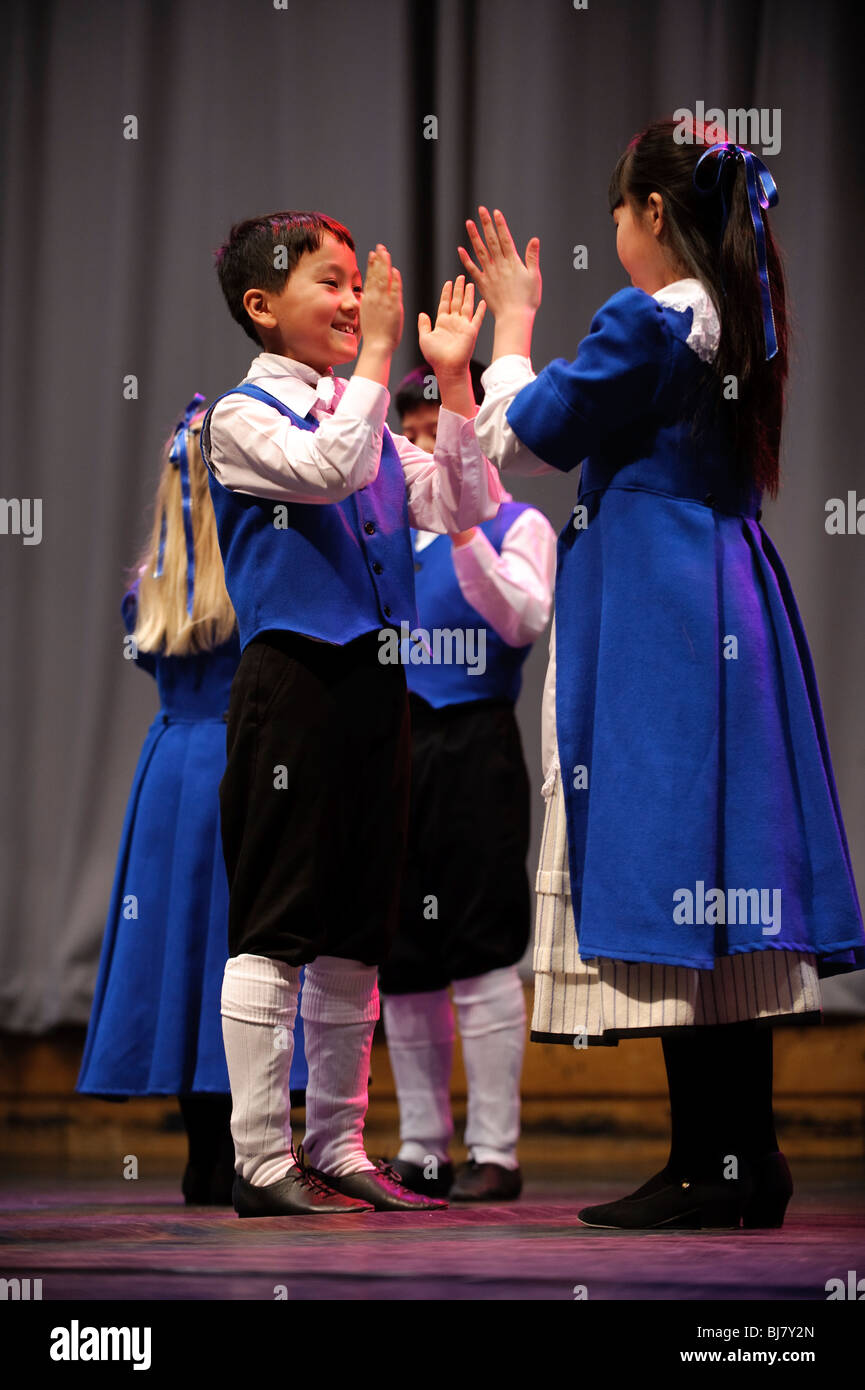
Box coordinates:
[661,1021,779,1182]
[177,1094,234,1173]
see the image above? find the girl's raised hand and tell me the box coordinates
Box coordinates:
[458,207,541,319]
[418,274,486,375]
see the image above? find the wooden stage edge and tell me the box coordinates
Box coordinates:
[1,1003,864,1166]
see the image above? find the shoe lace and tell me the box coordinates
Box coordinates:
[291,1144,343,1197]
[372,1157,418,1192]
[372,1158,401,1183]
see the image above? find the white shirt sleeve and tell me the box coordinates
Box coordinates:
[450,508,557,647]
[207,375,389,502]
[474,357,560,478]
[391,408,509,532]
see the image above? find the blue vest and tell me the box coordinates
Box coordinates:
[407,501,533,708]
[201,383,418,649]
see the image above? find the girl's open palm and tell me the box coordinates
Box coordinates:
[418,275,486,373]
[458,206,541,318]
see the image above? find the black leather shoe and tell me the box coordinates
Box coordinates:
[321,1159,448,1211]
[449,1160,523,1202]
[607,1153,792,1228]
[387,1157,454,1198]
[611,1167,674,1204]
[233,1167,374,1217]
[578,1174,751,1230]
[742,1152,793,1229]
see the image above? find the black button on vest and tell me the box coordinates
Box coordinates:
[383,604,392,617]
[372,562,383,575]
[364,521,375,535]
[703,493,717,508]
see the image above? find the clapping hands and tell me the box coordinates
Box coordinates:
[418,275,486,378]
[458,207,541,319]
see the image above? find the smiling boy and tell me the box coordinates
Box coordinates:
[200,210,504,1217]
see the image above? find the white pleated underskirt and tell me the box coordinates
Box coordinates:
[532,765,822,1043]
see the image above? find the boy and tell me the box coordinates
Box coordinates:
[380,366,556,1201]
[200,211,505,1216]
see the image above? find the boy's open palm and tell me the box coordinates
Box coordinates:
[418,275,486,373]
[458,207,541,318]
[359,245,404,353]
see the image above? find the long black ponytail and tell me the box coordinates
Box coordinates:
[608,117,788,497]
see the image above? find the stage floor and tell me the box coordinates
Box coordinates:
[2,1161,863,1301]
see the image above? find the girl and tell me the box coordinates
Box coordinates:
[77,396,307,1204]
[458,118,865,1230]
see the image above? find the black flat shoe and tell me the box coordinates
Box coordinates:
[386,1157,454,1198]
[321,1159,448,1211]
[614,1168,673,1203]
[578,1174,751,1230]
[449,1160,523,1202]
[233,1167,374,1217]
[610,1153,792,1229]
[742,1151,793,1229]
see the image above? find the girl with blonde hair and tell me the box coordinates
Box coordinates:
[78,394,307,1203]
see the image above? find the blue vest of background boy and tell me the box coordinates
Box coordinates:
[407,500,533,707]
[201,382,419,649]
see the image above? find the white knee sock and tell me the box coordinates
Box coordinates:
[382,989,455,1168]
[452,966,526,1170]
[220,953,301,1187]
[300,956,379,1178]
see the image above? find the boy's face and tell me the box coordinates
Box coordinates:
[249,233,363,373]
[399,402,440,453]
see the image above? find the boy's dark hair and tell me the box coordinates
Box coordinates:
[214,211,356,346]
[395,359,487,420]
[609,117,788,497]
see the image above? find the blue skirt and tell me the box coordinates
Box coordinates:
[77,712,308,1097]
[554,490,865,970]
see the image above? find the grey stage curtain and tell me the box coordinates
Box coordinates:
[1,0,862,1031]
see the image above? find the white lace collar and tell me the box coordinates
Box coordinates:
[652,278,720,364]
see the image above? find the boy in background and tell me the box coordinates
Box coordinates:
[381,364,556,1201]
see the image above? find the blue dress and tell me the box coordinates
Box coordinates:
[77,587,308,1096]
[506,284,864,975]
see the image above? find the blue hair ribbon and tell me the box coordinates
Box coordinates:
[153,392,206,616]
[693,142,779,360]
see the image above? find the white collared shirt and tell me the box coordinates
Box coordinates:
[206,353,507,532]
[413,507,556,648]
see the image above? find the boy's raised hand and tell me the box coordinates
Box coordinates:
[359,244,404,355]
[418,275,486,376]
[458,207,541,319]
